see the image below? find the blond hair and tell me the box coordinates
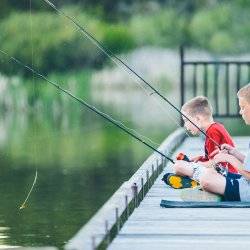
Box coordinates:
[181,96,213,118]
[237,83,250,103]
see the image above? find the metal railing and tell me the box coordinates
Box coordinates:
[180,46,250,118]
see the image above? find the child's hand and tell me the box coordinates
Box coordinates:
[173,160,190,168]
[213,152,230,164]
[209,147,220,158]
[190,156,203,162]
[172,160,193,176]
[220,144,236,155]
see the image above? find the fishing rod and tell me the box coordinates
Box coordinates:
[42,0,221,149]
[0,49,175,164]
[19,0,38,210]
[19,170,38,209]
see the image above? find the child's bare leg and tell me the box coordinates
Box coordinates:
[200,168,226,195]
[173,162,194,177]
[173,161,207,183]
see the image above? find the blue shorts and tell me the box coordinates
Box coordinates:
[223,173,241,201]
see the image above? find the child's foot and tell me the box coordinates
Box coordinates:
[162,173,198,189]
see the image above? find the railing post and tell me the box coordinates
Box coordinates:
[141,177,144,200]
[115,207,120,233]
[146,169,149,191]
[180,45,185,126]
[125,195,129,219]
[161,156,164,172]
[91,235,96,250]
[131,182,138,208]
[225,63,230,115]
[151,164,154,184]
[105,220,110,245]
[156,159,159,177]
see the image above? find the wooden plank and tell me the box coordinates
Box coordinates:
[109,236,250,250]
[127,208,250,221]
[118,220,250,235]
[108,136,250,250]
[65,128,187,250]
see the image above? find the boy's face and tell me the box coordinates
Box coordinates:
[182,112,201,135]
[239,97,250,125]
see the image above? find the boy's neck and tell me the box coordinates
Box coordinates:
[201,118,215,132]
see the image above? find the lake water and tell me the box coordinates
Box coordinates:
[0,76,248,249]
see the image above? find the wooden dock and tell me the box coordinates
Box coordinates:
[108,136,250,250]
[65,129,250,250]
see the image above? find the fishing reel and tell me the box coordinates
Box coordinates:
[176,152,190,162]
[177,152,228,177]
[215,164,228,177]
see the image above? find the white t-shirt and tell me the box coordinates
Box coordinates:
[239,141,250,201]
[243,142,250,170]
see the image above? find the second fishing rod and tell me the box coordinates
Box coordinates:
[42,0,221,150]
[0,49,175,164]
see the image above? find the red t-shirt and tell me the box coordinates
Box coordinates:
[198,122,237,173]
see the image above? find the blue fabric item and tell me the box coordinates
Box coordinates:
[160,200,250,208]
[223,175,241,201]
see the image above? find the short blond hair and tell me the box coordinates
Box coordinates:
[181,96,213,118]
[237,83,250,103]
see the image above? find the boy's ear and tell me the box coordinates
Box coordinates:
[195,115,201,121]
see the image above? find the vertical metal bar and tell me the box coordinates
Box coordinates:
[131,183,138,208]
[91,236,96,250]
[193,64,197,97]
[161,156,164,172]
[105,220,110,245]
[248,63,250,82]
[115,207,120,233]
[141,177,144,200]
[214,64,219,115]
[151,164,154,183]
[125,195,129,219]
[236,63,241,90]
[146,169,149,191]
[156,159,159,177]
[163,157,166,170]
[225,63,230,115]
[180,46,185,125]
[236,64,241,114]
[203,63,208,97]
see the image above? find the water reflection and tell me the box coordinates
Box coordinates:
[0,77,248,248]
[0,227,11,248]
[0,84,177,248]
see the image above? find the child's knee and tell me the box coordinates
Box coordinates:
[173,164,186,175]
[200,174,213,191]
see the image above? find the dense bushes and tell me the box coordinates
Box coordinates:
[130,9,186,47]
[189,3,250,53]
[1,3,250,76]
[0,8,135,76]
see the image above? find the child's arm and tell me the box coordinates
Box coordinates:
[213,152,243,169]
[198,160,216,168]
[220,144,246,163]
[189,155,205,162]
[238,169,250,180]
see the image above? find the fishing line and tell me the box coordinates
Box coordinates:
[41,0,220,149]
[19,0,38,210]
[42,0,208,159]
[0,49,175,163]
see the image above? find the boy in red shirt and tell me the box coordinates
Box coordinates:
[163,96,237,189]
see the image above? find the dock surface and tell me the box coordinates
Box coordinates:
[108,136,250,250]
